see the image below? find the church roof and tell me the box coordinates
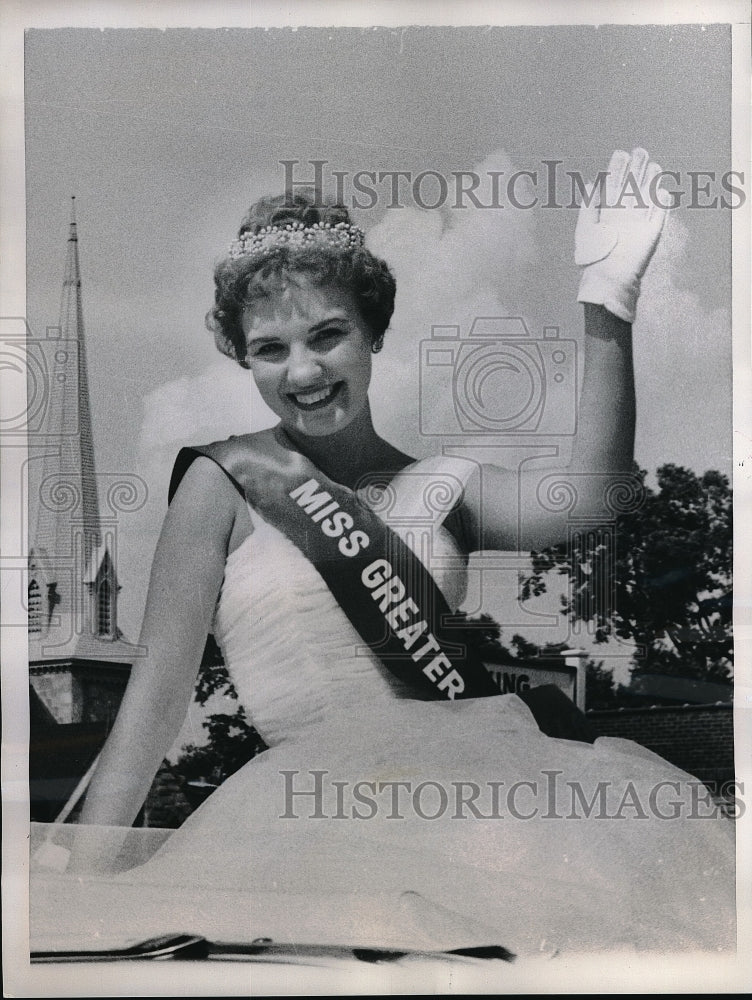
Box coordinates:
[29,629,138,666]
[81,543,118,585]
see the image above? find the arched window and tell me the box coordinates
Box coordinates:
[97,579,112,637]
[28,579,42,633]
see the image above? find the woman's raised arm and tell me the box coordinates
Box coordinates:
[461,148,666,553]
[70,457,243,870]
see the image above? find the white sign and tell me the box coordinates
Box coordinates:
[484,662,578,704]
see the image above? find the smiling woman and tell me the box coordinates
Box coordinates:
[242,283,375,438]
[57,166,737,956]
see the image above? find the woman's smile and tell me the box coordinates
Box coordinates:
[288,381,344,410]
[242,279,374,438]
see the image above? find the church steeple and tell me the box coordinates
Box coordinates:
[29,200,118,653]
[28,202,135,791]
[57,195,101,563]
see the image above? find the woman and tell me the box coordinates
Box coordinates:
[61,149,735,955]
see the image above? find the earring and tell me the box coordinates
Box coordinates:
[371,335,384,354]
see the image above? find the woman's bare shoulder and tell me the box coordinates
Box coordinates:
[166,452,250,553]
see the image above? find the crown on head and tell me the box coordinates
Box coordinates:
[229,220,365,260]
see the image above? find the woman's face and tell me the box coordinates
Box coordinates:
[242,278,374,439]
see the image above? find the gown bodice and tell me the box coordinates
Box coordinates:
[213,456,473,747]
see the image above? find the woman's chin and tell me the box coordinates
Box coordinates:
[285,406,352,439]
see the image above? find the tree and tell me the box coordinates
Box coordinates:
[172,636,267,791]
[521,464,733,683]
[582,659,620,711]
[454,612,620,710]
[451,610,507,657]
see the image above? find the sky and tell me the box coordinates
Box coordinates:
[22,23,735,671]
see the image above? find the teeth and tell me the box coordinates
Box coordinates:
[294,387,335,404]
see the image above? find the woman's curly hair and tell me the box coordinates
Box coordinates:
[206,193,396,367]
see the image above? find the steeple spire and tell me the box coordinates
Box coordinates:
[59,194,100,561]
[29,201,114,650]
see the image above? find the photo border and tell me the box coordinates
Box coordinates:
[2,1,750,995]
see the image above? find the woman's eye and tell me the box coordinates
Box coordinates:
[252,343,285,359]
[312,327,345,349]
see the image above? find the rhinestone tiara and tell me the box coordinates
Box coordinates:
[229,221,365,260]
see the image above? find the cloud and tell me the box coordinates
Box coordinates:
[633,212,732,477]
[135,360,276,498]
[367,150,540,460]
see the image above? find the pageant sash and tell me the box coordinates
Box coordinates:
[169,434,498,701]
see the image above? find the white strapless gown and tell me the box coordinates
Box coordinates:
[30,459,737,956]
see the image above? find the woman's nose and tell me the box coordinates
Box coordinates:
[285,346,323,388]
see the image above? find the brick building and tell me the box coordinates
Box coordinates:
[588,702,734,797]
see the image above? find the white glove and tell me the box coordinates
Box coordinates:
[575,148,667,323]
